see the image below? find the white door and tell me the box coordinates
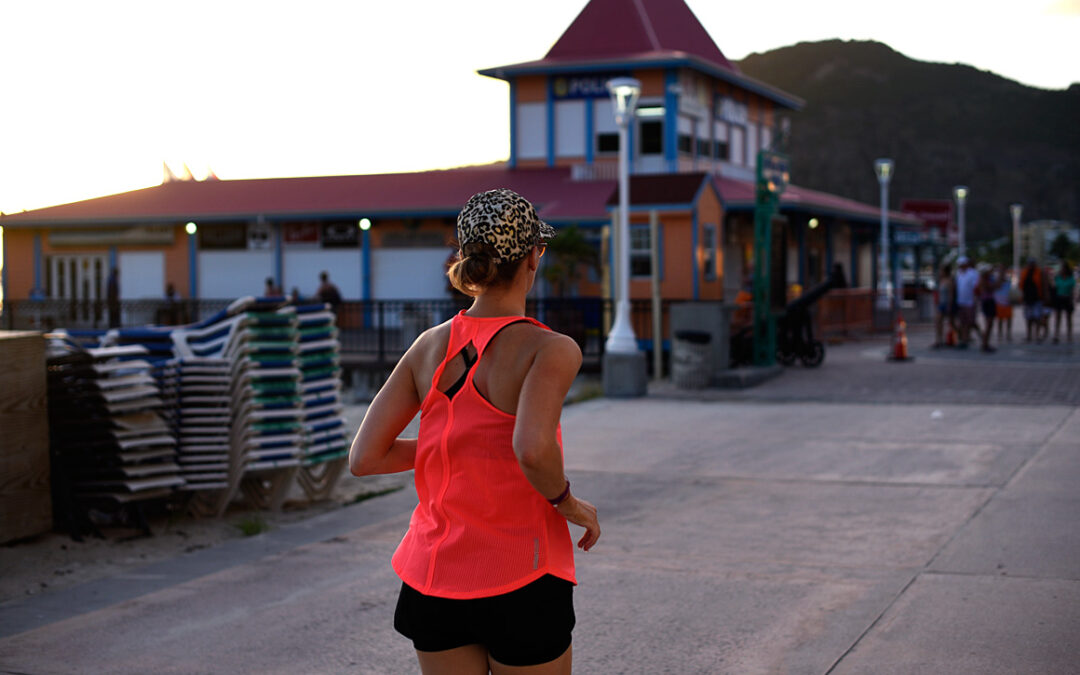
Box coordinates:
[371,248,452,301]
[118,252,165,299]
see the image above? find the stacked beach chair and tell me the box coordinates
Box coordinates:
[44,335,183,537]
[294,303,350,500]
[169,297,304,515]
[45,296,352,525]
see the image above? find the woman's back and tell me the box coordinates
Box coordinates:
[412,317,568,416]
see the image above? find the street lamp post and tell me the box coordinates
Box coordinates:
[874,159,894,312]
[185,221,198,300]
[602,77,646,397]
[954,186,968,258]
[1010,203,1023,280]
[604,77,641,355]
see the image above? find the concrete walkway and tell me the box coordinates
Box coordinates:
[1,334,1078,674]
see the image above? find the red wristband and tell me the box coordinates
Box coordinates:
[547,479,571,506]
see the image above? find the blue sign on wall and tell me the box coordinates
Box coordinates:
[552,74,627,99]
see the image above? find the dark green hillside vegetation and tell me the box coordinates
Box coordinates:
[738,40,1080,241]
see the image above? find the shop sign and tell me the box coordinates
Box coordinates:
[901,199,955,246]
[284,222,319,244]
[248,221,272,250]
[199,223,247,249]
[552,73,626,99]
[717,97,748,125]
[321,221,358,248]
[893,229,925,245]
[49,225,175,247]
[381,231,448,249]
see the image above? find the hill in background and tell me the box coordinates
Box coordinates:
[737,40,1080,242]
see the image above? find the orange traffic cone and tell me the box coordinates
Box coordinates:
[888,314,914,361]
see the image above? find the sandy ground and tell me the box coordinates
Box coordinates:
[0,404,414,605]
[0,472,409,604]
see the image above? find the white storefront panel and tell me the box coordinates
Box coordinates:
[198,251,273,299]
[118,251,165,299]
[516,102,547,160]
[284,249,362,300]
[371,248,451,300]
[555,100,585,158]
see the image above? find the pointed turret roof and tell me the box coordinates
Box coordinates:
[545,0,735,73]
[479,0,802,110]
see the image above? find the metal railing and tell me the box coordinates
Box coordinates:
[1,297,680,373]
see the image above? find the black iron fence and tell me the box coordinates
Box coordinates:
[1,297,680,373]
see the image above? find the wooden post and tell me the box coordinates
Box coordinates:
[0,331,52,543]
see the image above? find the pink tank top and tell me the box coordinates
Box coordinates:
[391,311,576,599]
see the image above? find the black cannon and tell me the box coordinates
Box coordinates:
[730,265,846,368]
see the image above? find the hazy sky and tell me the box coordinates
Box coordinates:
[1,0,1077,215]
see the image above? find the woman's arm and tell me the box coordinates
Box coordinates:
[349,349,422,476]
[513,334,600,551]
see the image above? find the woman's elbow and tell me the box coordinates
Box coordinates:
[349,443,376,477]
[513,437,556,472]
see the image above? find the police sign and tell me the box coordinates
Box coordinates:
[552,74,627,99]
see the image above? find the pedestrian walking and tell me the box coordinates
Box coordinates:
[933,263,957,348]
[106,267,121,328]
[975,264,998,352]
[954,256,979,348]
[1052,261,1075,343]
[1020,259,1048,343]
[349,188,599,674]
[992,266,1014,342]
[316,271,342,312]
[264,277,282,297]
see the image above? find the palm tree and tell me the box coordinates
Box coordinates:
[541,225,599,297]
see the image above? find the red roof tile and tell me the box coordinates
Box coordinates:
[607,173,710,206]
[546,0,735,73]
[713,175,923,226]
[0,167,617,227]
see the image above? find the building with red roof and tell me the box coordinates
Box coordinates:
[0,0,928,322]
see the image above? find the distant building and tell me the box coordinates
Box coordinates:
[1020,220,1078,264]
[0,0,924,312]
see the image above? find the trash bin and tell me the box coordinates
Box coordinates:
[672,330,711,389]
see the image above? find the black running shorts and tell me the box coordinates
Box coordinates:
[393,574,575,667]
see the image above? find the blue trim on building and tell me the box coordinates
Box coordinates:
[478,56,803,110]
[188,231,198,299]
[851,237,859,288]
[32,234,43,298]
[664,69,678,173]
[273,223,283,289]
[608,203,694,214]
[585,98,595,164]
[1,228,7,301]
[361,228,372,302]
[796,225,806,286]
[825,220,834,271]
[691,208,700,300]
[870,239,878,294]
[508,79,518,169]
[546,78,555,167]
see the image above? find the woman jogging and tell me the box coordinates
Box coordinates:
[350,188,600,674]
[1052,261,1075,343]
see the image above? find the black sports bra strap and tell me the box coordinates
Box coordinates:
[441,345,478,400]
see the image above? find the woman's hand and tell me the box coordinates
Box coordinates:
[557,494,600,551]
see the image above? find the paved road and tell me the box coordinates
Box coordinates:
[1,329,1078,674]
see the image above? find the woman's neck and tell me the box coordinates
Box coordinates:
[466,289,526,318]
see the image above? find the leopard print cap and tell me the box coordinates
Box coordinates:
[456,188,556,263]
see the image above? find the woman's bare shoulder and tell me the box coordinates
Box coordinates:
[404,318,453,362]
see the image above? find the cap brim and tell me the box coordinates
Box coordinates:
[537,220,556,241]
